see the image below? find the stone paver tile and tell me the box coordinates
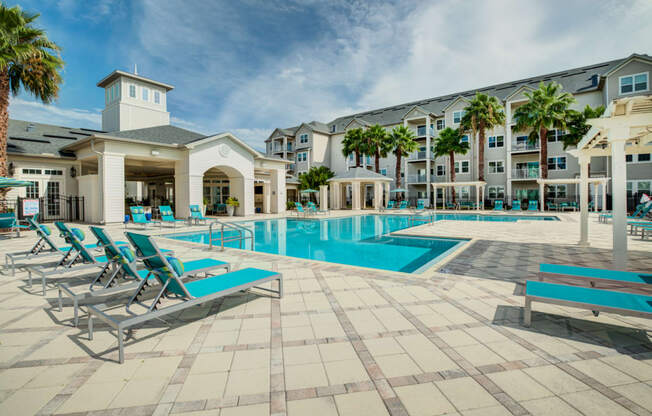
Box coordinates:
[231,349,270,370]
[0,386,61,416]
[569,359,637,387]
[324,358,370,385]
[438,329,478,347]
[465,326,509,344]
[612,382,652,410]
[57,380,127,413]
[318,342,357,362]
[523,365,590,395]
[561,390,636,416]
[455,344,504,367]
[487,370,552,401]
[285,363,329,390]
[225,368,269,396]
[237,328,270,345]
[0,366,45,390]
[240,317,270,331]
[282,314,311,328]
[137,356,184,379]
[210,318,242,332]
[282,325,315,342]
[521,396,582,416]
[600,355,652,381]
[436,377,499,411]
[375,353,422,378]
[485,340,537,361]
[174,410,220,416]
[287,396,338,416]
[461,405,512,416]
[396,334,459,372]
[284,344,321,365]
[177,372,228,401]
[220,403,269,416]
[110,377,169,407]
[363,337,405,357]
[203,330,239,347]
[395,382,456,416]
[334,390,389,416]
[191,351,234,374]
[22,363,85,388]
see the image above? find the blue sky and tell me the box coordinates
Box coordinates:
[8,0,652,150]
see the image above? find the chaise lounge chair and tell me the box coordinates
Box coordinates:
[538,263,652,292]
[87,232,281,363]
[493,200,504,211]
[293,202,309,217]
[159,205,185,228]
[386,200,396,209]
[128,206,160,229]
[189,204,208,225]
[398,200,408,210]
[307,201,327,215]
[510,200,521,211]
[599,202,652,223]
[527,200,538,211]
[0,212,30,237]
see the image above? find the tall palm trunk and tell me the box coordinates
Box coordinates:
[355,150,361,167]
[374,148,380,173]
[477,123,486,181]
[539,128,548,179]
[0,68,9,202]
[449,151,456,203]
[395,151,402,189]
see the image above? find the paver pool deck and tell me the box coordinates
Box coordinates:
[0,210,650,416]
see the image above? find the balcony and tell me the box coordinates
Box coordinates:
[407,174,436,184]
[511,140,539,153]
[408,151,435,161]
[511,168,540,180]
[287,163,296,172]
[415,127,435,138]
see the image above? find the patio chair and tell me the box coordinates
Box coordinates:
[538,263,652,292]
[398,200,408,210]
[415,200,425,211]
[493,200,504,211]
[159,205,185,228]
[189,204,208,225]
[569,201,578,211]
[128,206,159,229]
[386,200,396,209]
[0,212,30,237]
[547,201,558,211]
[599,202,651,223]
[510,200,522,211]
[524,280,652,327]
[445,201,457,210]
[527,200,538,211]
[87,232,280,363]
[293,202,309,217]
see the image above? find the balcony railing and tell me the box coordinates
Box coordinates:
[408,151,435,161]
[288,163,296,171]
[407,174,437,183]
[511,141,539,152]
[415,127,435,137]
[511,168,540,179]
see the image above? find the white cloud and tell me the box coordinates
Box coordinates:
[8,97,101,129]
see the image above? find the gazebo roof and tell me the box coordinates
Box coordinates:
[328,167,393,183]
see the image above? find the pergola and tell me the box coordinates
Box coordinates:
[431,181,487,211]
[568,95,652,269]
[328,167,393,210]
[536,177,609,213]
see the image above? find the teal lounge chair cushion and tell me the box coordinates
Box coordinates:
[540,264,652,285]
[166,256,184,276]
[184,267,278,298]
[39,224,52,236]
[526,281,652,314]
[72,228,85,241]
[119,246,136,263]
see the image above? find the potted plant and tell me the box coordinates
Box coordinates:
[226,197,239,216]
[203,198,210,215]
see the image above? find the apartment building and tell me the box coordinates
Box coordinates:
[266,53,652,208]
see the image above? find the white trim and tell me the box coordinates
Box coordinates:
[436,164,446,176]
[547,156,567,171]
[487,135,504,148]
[618,71,649,95]
[487,160,505,174]
[625,153,651,163]
[452,110,465,124]
[454,160,470,174]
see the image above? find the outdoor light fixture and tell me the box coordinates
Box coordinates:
[8,162,15,176]
[70,166,77,178]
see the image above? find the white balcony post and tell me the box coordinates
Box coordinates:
[592,183,598,212]
[351,181,361,210]
[539,182,544,212]
[425,115,432,204]
[432,184,437,212]
[578,154,590,246]
[475,184,480,210]
[610,129,628,269]
[602,179,607,212]
[320,185,328,212]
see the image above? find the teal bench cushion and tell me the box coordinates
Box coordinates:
[540,264,652,285]
[185,267,278,298]
[527,281,652,314]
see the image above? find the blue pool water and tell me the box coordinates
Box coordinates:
[165,213,557,273]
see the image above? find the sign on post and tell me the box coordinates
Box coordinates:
[22,199,40,217]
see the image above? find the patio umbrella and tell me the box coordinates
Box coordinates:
[300,189,319,193]
[390,188,408,193]
[0,177,33,188]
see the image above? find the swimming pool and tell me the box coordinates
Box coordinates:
[165,213,557,273]
[166,215,468,273]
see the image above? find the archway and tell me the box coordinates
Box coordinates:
[201,165,247,216]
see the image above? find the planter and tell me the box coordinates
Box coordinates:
[226,205,235,216]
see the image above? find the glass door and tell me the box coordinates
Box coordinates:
[45,181,61,216]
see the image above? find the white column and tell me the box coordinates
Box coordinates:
[270,168,286,214]
[602,179,607,212]
[539,182,544,212]
[610,131,628,269]
[262,182,271,214]
[592,183,598,212]
[578,155,590,246]
[384,182,390,207]
[351,182,361,210]
[98,152,125,223]
[505,106,513,200]
[373,182,382,210]
[475,184,480,210]
[319,185,328,212]
[330,182,339,210]
[432,184,437,213]
[425,115,432,205]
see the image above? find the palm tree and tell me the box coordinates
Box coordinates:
[388,125,418,189]
[0,5,64,184]
[562,104,605,150]
[362,124,392,173]
[513,82,575,179]
[460,93,505,181]
[341,127,365,167]
[298,166,334,203]
[434,127,469,203]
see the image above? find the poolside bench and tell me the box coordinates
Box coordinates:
[538,263,652,294]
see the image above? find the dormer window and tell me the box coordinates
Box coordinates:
[619,72,648,94]
[129,85,136,98]
[154,91,160,104]
[142,87,149,101]
[299,134,308,144]
[331,125,336,133]
[453,111,465,124]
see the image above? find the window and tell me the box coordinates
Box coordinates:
[516,135,529,145]
[298,152,308,162]
[142,87,149,101]
[331,125,336,133]
[627,153,651,163]
[454,160,470,173]
[456,186,470,200]
[436,119,445,130]
[417,124,434,137]
[44,169,63,175]
[546,184,567,198]
[620,72,648,94]
[488,160,505,174]
[453,111,464,124]
[22,168,42,175]
[547,129,565,143]
[626,154,633,162]
[436,165,446,176]
[26,182,39,198]
[299,134,308,144]
[154,91,160,104]
[488,135,504,148]
[129,85,136,98]
[627,180,651,197]
[380,169,387,176]
[461,135,469,144]
[488,186,505,199]
[639,153,651,162]
[547,156,567,170]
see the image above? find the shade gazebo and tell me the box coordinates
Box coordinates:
[568,95,652,268]
[328,167,393,210]
[431,181,487,211]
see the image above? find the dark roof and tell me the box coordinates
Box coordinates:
[278,54,651,135]
[7,119,99,157]
[105,125,206,145]
[329,167,392,181]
